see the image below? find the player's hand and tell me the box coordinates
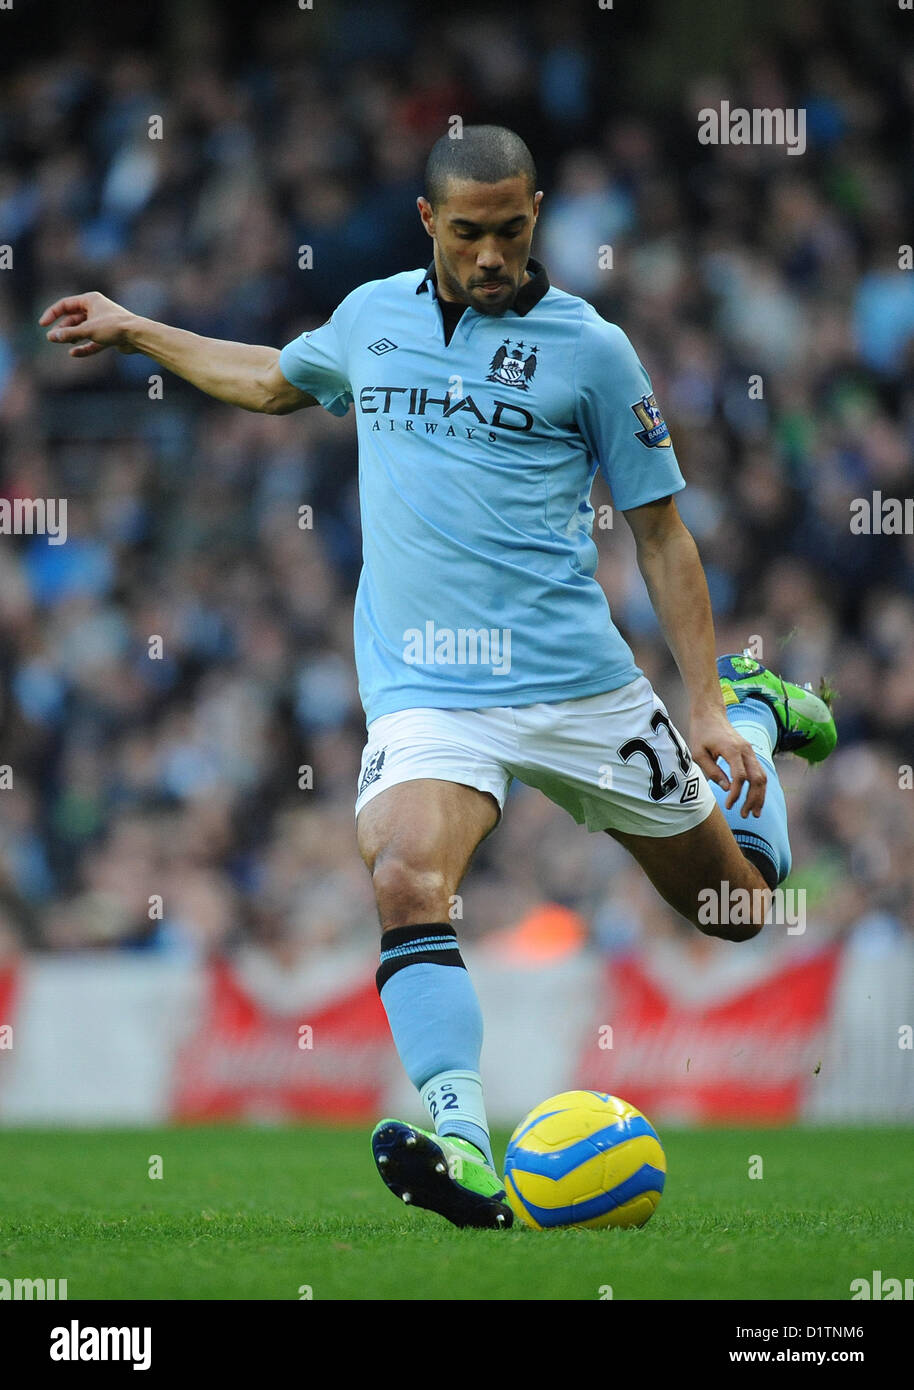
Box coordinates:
[39,292,139,357]
[689,708,767,817]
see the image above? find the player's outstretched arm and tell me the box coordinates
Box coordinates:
[39,291,316,415]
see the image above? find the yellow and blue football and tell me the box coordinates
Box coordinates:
[503,1090,666,1230]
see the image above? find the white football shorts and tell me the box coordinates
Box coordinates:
[355,675,717,837]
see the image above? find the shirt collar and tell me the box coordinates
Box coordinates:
[415,256,550,317]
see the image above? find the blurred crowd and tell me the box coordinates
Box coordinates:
[1,0,913,963]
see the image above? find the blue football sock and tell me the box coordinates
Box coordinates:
[712,697,792,885]
[377,924,494,1167]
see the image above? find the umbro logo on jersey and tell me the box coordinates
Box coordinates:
[359,748,386,793]
[368,338,398,355]
[486,339,538,390]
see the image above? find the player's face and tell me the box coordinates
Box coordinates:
[419,178,543,316]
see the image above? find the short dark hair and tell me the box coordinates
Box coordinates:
[424,125,537,208]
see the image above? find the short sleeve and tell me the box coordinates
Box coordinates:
[278,280,379,417]
[279,315,352,417]
[574,310,685,511]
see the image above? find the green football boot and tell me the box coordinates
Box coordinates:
[717,653,837,763]
[371,1119,513,1229]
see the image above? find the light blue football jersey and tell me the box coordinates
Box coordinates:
[279,258,685,724]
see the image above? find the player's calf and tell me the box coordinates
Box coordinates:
[358,780,503,1212]
[689,859,772,943]
[610,805,772,943]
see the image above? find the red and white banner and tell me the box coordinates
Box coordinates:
[172,957,394,1122]
[576,948,842,1123]
[0,964,19,1025]
[0,964,20,1082]
[0,939,909,1125]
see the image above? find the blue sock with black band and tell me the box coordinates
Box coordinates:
[377,923,494,1167]
[712,697,792,888]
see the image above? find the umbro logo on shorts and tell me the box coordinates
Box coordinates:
[368,338,398,355]
[359,748,386,793]
[680,774,700,804]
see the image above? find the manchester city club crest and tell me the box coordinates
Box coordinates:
[631,392,671,448]
[486,340,538,390]
[359,747,386,794]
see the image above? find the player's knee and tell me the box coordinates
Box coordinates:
[690,906,764,942]
[685,870,771,942]
[705,917,764,944]
[370,852,449,924]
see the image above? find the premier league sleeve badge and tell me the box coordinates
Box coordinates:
[631,392,672,448]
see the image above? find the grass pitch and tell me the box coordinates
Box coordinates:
[0,1124,910,1300]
